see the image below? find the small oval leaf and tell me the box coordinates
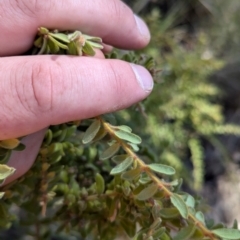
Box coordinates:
[114,125,132,133]
[185,194,195,208]
[0,165,16,180]
[49,33,70,43]
[114,130,141,144]
[47,38,59,53]
[110,156,133,175]
[170,194,188,219]
[92,127,107,142]
[120,218,136,237]
[148,163,175,175]
[128,143,140,152]
[0,139,20,150]
[136,183,158,201]
[121,168,141,181]
[83,41,96,56]
[95,173,105,194]
[173,223,196,240]
[48,35,69,50]
[0,192,5,199]
[159,208,180,219]
[212,228,240,239]
[67,41,79,55]
[112,154,128,164]
[152,227,166,239]
[82,120,101,144]
[195,211,206,225]
[83,34,102,43]
[14,143,26,151]
[100,143,120,160]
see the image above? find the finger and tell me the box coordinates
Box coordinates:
[1,0,150,55]
[2,129,46,186]
[102,44,114,54]
[0,55,153,139]
[86,49,105,59]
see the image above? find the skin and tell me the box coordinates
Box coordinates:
[0,0,153,185]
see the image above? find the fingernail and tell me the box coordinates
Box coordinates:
[134,14,151,40]
[131,64,153,92]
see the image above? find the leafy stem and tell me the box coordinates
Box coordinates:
[99,116,218,240]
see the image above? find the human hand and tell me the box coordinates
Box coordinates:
[0,0,153,185]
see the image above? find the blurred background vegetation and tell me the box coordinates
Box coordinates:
[122,0,240,226]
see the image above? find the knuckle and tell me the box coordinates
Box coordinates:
[108,0,124,19]
[107,60,124,98]
[11,0,53,18]
[26,60,60,114]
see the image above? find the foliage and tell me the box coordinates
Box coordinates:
[103,8,240,192]
[199,0,240,60]
[0,4,240,240]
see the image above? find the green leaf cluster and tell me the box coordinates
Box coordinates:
[0,10,240,239]
[0,115,239,239]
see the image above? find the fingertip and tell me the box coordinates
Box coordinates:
[134,14,151,46]
[130,63,154,93]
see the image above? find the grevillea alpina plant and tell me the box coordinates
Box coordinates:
[0,27,239,240]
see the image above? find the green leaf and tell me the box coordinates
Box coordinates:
[0,192,5,199]
[112,154,128,164]
[185,194,195,208]
[128,143,140,152]
[110,156,133,175]
[107,198,118,222]
[173,223,196,240]
[83,34,102,43]
[114,130,142,144]
[67,41,79,55]
[120,218,136,237]
[95,173,105,194]
[49,32,70,43]
[87,41,104,49]
[83,41,95,56]
[168,179,179,186]
[14,143,26,151]
[212,228,240,239]
[121,168,141,181]
[34,36,43,47]
[152,227,166,239]
[48,35,69,50]
[38,27,49,34]
[0,138,20,149]
[100,143,120,160]
[148,163,176,175]
[170,194,188,219]
[114,125,132,133]
[159,232,171,240]
[47,37,59,53]
[68,31,81,41]
[0,202,12,228]
[92,127,107,142]
[150,218,162,230]
[47,142,64,156]
[0,150,12,164]
[159,208,180,219]
[82,120,101,144]
[136,183,158,201]
[139,174,152,184]
[233,219,238,229]
[195,211,206,225]
[0,164,15,180]
[38,36,48,54]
